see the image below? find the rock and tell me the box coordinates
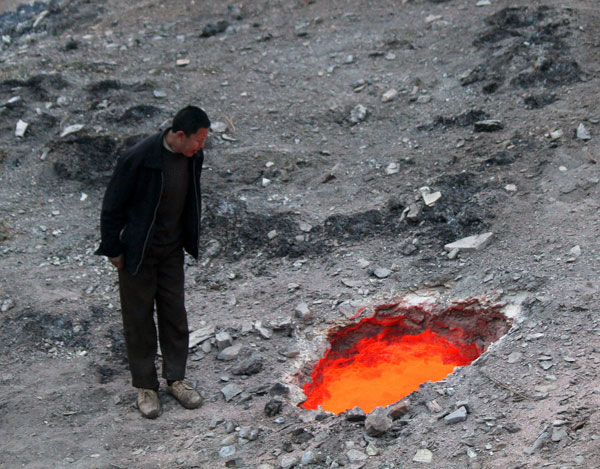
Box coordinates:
[267,230,278,240]
[389,400,410,419]
[232,355,263,375]
[301,451,317,465]
[550,129,563,141]
[239,426,259,441]
[358,258,370,268]
[524,429,549,454]
[416,95,431,104]
[153,90,167,98]
[444,406,468,424]
[211,121,228,133]
[255,321,272,339]
[373,267,391,279]
[299,222,312,232]
[295,302,311,322]
[217,343,243,361]
[507,351,522,363]
[280,454,299,469]
[382,89,398,103]
[365,406,392,436]
[221,383,243,402]
[219,445,236,458]
[222,434,237,445]
[551,427,568,442]
[385,162,400,175]
[201,20,229,37]
[346,449,367,463]
[265,399,283,416]
[345,406,367,422]
[349,104,367,124]
[1,299,14,312]
[189,324,215,348]
[576,123,591,140]
[15,120,28,137]
[342,279,362,288]
[262,178,272,187]
[505,184,517,193]
[444,232,493,252]
[419,186,442,206]
[474,120,503,132]
[413,449,433,463]
[216,331,233,350]
[176,59,190,67]
[569,245,581,258]
[60,124,84,137]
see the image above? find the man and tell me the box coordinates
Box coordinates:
[96,105,210,418]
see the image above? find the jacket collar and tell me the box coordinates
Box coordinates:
[142,128,204,169]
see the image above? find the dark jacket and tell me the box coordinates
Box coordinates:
[95,130,203,274]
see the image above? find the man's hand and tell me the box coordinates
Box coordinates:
[109,255,124,270]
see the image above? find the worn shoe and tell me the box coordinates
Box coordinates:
[166,380,203,409]
[137,388,160,419]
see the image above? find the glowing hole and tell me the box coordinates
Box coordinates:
[300,300,510,415]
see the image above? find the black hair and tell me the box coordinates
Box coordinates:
[172,105,211,136]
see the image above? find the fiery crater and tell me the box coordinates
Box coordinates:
[300,299,510,415]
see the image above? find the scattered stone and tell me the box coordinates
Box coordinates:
[389,400,410,419]
[211,121,228,133]
[262,178,272,187]
[476,0,491,6]
[294,302,311,323]
[576,123,591,140]
[217,343,243,361]
[1,299,14,312]
[153,90,167,98]
[299,222,312,232]
[385,162,400,175]
[232,355,263,375]
[301,451,317,465]
[216,331,233,350]
[255,321,272,339]
[345,406,367,422]
[505,184,517,193]
[60,124,84,137]
[425,15,442,24]
[221,383,243,402]
[524,428,550,454]
[413,449,433,463]
[239,426,259,441]
[349,104,367,124]
[507,351,522,364]
[416,95,431,104]
[365,406,392,437]
[569,245,581,259]
[188,325,215,348]
[280,454,299,469]
[267,230,278,240]
[201,20,229,38]
[382,89,398,103]
[373,267,391,279]
[219,445,236,458]
[265,399,283,416]
[15,120,28,137]
[444,406,468,424]
[474,120,503,132]
[425,400,442,413]
[342,278,362,288]
[444,232,493,252]
[419,186,442,206]
[176,59,190,67]
[552,427,568,442]
[447,248,459,260]
[358,258,370,268]
[346,449,368,463]
[550,129,563,141]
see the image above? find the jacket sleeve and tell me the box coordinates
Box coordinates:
[95,153,138,258]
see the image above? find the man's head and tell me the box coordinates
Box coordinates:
[169,105,211,157]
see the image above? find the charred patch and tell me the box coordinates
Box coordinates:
[50,134,119,184]
[0,73,69,101]
[87,79,122,95]
[117,104,163,123]
[523,93,557,109]
[418,109,489,131]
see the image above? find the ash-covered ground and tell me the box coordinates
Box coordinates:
[0,0,599,468]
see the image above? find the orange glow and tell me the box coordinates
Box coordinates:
[301,329,481,415]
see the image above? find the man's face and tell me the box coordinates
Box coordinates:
[178,128,209,157]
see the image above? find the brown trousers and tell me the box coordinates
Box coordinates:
[118,245,189,389]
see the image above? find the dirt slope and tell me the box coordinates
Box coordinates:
[0,0,599,468]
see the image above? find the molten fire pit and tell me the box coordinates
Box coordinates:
[300,298,511,415]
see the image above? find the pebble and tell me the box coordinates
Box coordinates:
[299,222,312,232]
[239,426,259,441]
[444,406,468,425]
[267,230,278,240]
[349,104,367,124]
[373,267,391,279]
[280,454,299,469]
[413,449,433,463]
[416,95,431,104]
[385,162,400,174]
[505,184,517,193]
[301,451,317,465]
[576,123,591,140]
[211,121,228,133]
[219,445,236,458]
[60,124,84,137]
[507,351,522,364]
[217,344,243,361]
[551,427,568,442]
[254,321,272,339]
[221,383,243,401]
[365,406,392,436]
[232,355,263,375]
[153,90,167,98]
[444,232,493,252]
[382,89,398,103]
[15,120,28,137]
[216,331,233,350]
[1,299,14,312]
[550,129,563,140]
[176,59,190,67]
[294,302,311,322]
[346,449,367,463]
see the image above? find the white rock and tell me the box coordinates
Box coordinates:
[444,232,493,252]
[262,178,272,187]
[550,129,563,140]
[382,89,398,103]
[504,184,517,193]
[153,90,167,98]
[346,449,368,463]
[267,230,278,240]
[299,222,312,232]
[476,0,491,5]
[577,123,591,140]
[15,120,28,137]
[373,267,391,279]
[176,59,190,67]
[385,162,400,175]
[569,245,581,258]
[60,124,84,138]
[189,324,215,348]
[420,187,442,206]
[80,193,88,201]
[211,121,228,133]
[413,449,433,463]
